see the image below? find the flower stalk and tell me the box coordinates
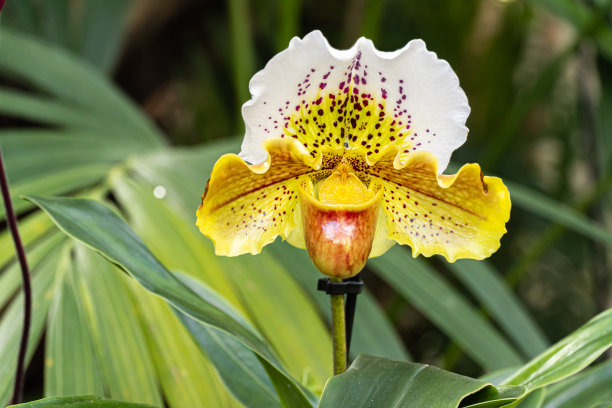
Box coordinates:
[0,148,32,405]
[330,277,347,375]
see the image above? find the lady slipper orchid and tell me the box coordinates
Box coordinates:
[196,31,510,278]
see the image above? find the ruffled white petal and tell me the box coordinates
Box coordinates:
[240,30,470,173]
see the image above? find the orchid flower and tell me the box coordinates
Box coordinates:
[196,31,510,279]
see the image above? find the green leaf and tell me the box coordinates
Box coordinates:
[506,181,612,247]
[129,283,239,408]
[2,0,131,73]
[1,130,137,184]
[174,273,318,408]
[177,310,282,408]
[517,389,546,408]
[276,0,301,51]
[221,252,333,385]
[259,357,315,408]
[318,354,522,408]
[227,0,255,117]
[542,361,612,408]
[370,246,523,371]
[45,244,103,398]
[0,88,128,133]
[0,28,162,147]
[0,231,64,310]
[0,247,62,406]
[0,211,54,270]
[318,312,612,408]
[503,309,612,391]
[73,245,162,406]
[25,195,315,407]
[74,0,132,72]
[9,395,156,408]
[447,260,548,359]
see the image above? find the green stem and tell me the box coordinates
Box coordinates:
[330,277,347,375]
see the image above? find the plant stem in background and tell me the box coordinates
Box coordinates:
[330,277,347,375]
[577,43,611,311]
[0,149,32,405]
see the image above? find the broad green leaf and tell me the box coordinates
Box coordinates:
[517,389,546,408]
[9,395,156,408]
[75,0,132,72]
[0,88,130,133]
[175,273,318,408]
[26,195,315,407]
[221,252,333,386]
[267,242,410,361]
[0,248,62,406]
[447,260,548,359]
[503,309,612,391]
[1,130,137,185]
[318,313,612,408]
[45,244,103,398]
[73,245,162,406]
[2,0,131,73]
[370,246,523,371]
[177,310,282,408]
[479,367,519,385]
[259,357,315,408]
[128,280,240,408]
[0,0,70,45]
[542,361,612,408]
[318,354,523,408]
[0,28,162,147]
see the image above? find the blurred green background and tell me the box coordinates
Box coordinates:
[0,0,611,405]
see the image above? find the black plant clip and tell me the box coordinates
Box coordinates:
[317,274,363,356]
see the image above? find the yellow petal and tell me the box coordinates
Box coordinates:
[368,147,511,262]
[196,138,320,256]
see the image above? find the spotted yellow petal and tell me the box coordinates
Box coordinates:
[196,138,321,256]
[367,147,511,262]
